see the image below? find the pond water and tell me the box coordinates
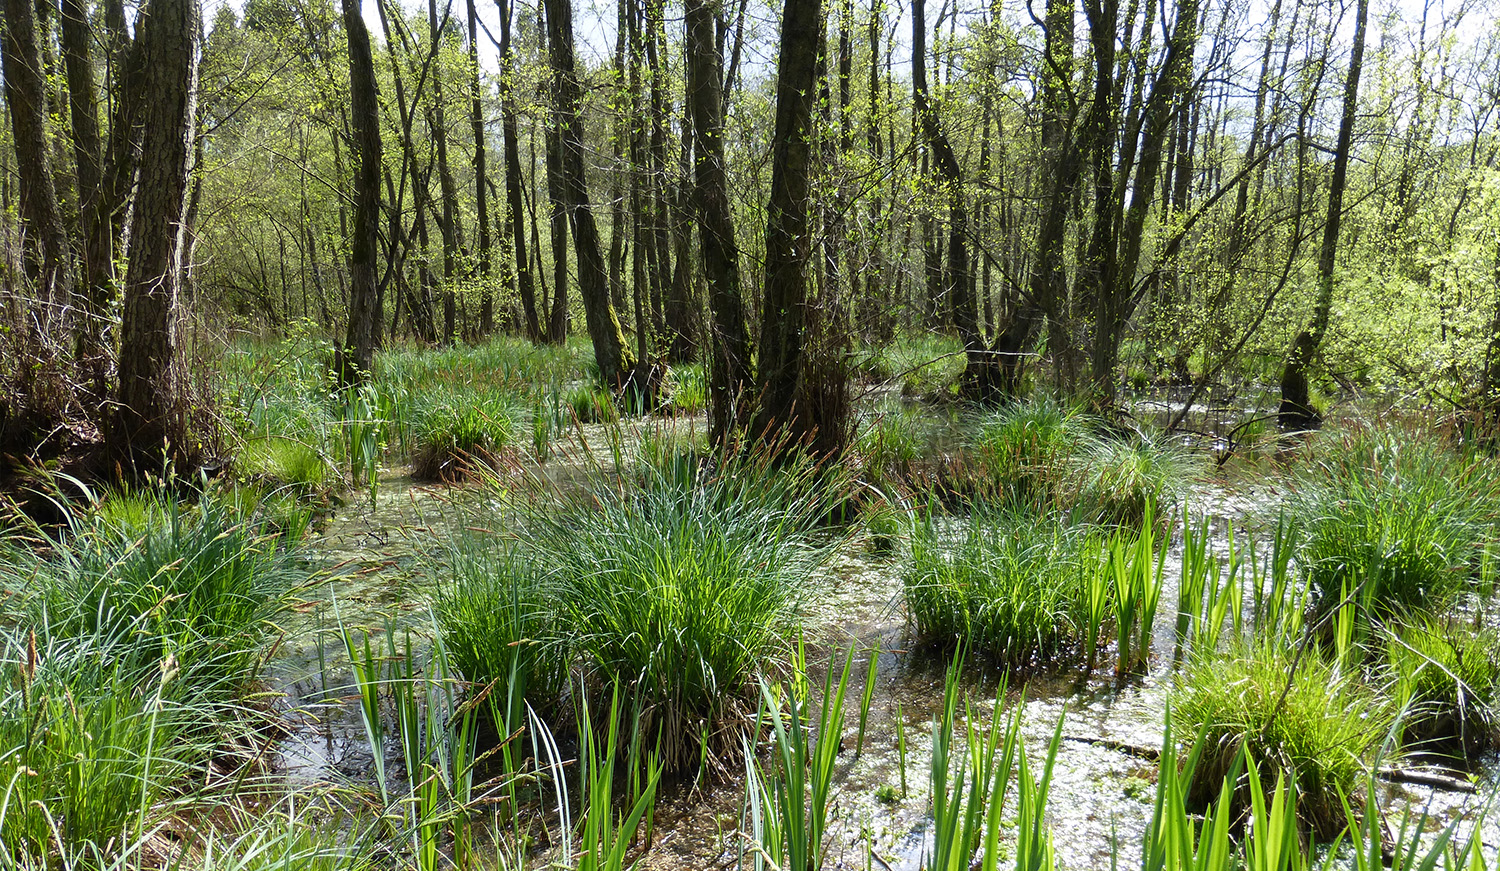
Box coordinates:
[261,427,1500,870]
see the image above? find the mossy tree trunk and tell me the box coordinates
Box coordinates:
[543,0,636,387]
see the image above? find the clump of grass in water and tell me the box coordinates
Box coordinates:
[432,534,569,730]
[1288,421,1500,622]
[970,398,1089,508]
[410,385,520,481]
[235,436,331,491]
[665,363,707,415]
[0,482,315,865]
[1171,640,1393,836]
[520,452,833,772]
[1383,616,1500,754]
[3,483,314,704]
[0,627,198,862]
[1069,429,1198,527]
[904,506,1110,669]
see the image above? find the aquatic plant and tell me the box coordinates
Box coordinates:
[1384,616,1500,753]
[528,454,829,771]
[1175,512,1246,663]
[1288,422,1500,621]
[432,534,568,729]
[1172,641,1392,835]
[1070,430,1198,526]
[666,363,707,415]
[741,652,853,871]
[1110,508,1165,676]
[905,507,1110,668]
[0,626,198,863]
[4,485,313,705]
[235,435,330,490]
[971,397,1089,509]
[410,385,520,480]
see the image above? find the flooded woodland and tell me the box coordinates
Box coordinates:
[5,0,1500,861]
[5,337,1500,869]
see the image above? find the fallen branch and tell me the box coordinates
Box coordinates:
[1378,767,1478,794]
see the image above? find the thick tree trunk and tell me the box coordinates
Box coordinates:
[112,0,200,465]
[1278,0,1368,430]
[685,0,752,439]
[336,0,383,386]
[752,0,827,449]
[542,0,635,387]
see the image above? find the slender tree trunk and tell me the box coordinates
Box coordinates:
[467,0,494,335]
[112,0,200,465]
[336,0,383,386]
[1,0,75,321]
[685,0,752,437]
[1278,0,1368,430]
[495,0,541,340]
[543,0,636,386]
[429,0,464,344]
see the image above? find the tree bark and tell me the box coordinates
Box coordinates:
[493,0,541,340]
[542,0,636,387]
[685,0,752,439]
[467,0,494,335]
[112,0,200,465]
[752,0,826,448]
[1278,0,1369,430]
[336,0,383,387]
[1,0,75,320]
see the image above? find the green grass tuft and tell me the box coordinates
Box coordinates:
[523,455,830,772]
[971,398,1089,509]
[904,508,1109,668]
[1384,616,1500,753]
[1289,423,1500,621]
[1172,641,1392,836]
[432,534,568,729]
[410,387,519,481]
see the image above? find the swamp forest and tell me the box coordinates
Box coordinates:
[2,0,1500,864]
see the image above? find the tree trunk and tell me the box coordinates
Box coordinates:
[1,0,75,321]
[111,0,200,466]
[685,0,752,439]
[494,0,541,340]
[467,0,494,335]
[336,0,383,387]
[1277,0,1368,430]
[429,0,464,345]
[542,0,636,387]
[752,0,826,449]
